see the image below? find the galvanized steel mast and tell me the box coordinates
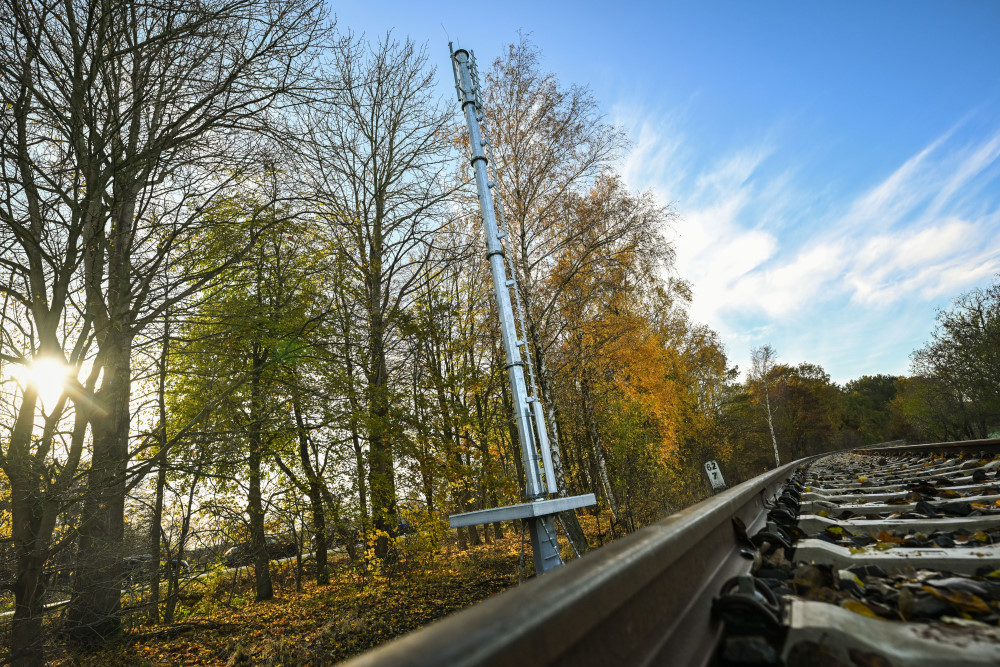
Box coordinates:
[447,45,594,574]
[451,47,546,500]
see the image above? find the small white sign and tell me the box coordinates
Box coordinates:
[704,460,726,491]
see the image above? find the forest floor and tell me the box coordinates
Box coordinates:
[48,518,612,666]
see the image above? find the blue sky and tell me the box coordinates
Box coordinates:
[334,1,1000,384]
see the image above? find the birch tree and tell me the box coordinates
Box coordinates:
[751,344,781,467]
[483,37,675,545]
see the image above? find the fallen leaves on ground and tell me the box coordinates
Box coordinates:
[49,537,529,666]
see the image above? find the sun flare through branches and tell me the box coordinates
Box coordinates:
[11,357,73,408]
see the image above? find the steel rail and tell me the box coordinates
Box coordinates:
[341,456,820,667]
[342,438,1000,666]
[860,437,1000,457]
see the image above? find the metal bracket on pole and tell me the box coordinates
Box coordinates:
[450,495,596,574]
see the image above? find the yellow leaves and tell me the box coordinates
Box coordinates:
[952,530,991,545]
[841,599,880,617]
[841,571,865,589]
[922,586,991,614]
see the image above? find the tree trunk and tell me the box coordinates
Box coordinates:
[148,462,166,624]
[7,388,44,667]
[148,311,170,622]
[340,293,369,532]
[9,391,50,665]
[318,486,360,563]
[164,476,197,624]
[528,317,588,551]
[10,550,46,667]
[291,383,329,586]
[8,382,87,665]
[367,257,396,561]
[247,445,273,601]
[367,365,396,561]
[581,371,618,521]
[66,335,133,643]
[428,349,479,547]
[764,382,780,467]
[248,344,273,601]
[410,382,436,515]
[498,377,525,493]
[473,387,504,540]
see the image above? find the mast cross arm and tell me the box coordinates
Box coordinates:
[449,494,596,528]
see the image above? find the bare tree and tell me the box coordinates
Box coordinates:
[0,0,330,652]
[305,34,454,561]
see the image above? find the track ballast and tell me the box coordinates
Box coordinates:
[716,448,1000,666]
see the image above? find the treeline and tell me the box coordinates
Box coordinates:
[1,2,998,664]
[712,277,1000,479]
[722,280,1000,470]
[895,280,1000,442]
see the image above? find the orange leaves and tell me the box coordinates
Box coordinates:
[870,530,905,544]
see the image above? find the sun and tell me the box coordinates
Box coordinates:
[14,357,72,407]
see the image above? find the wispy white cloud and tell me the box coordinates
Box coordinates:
[836,126,1000,311]
[840,132,950,232]
[616,104,1000,382]
[741,243,845,318]
[617,108,688,199]
[845,218,986,306]
[926,130,1000,218]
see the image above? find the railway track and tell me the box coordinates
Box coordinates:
[343,439,1000,667]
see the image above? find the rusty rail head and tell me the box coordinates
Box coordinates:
[340,456,819,667]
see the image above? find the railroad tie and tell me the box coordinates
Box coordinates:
[714,450,1000,667]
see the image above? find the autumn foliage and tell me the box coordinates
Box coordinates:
[2,7,996,665]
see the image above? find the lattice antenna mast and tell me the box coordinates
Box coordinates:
[450,46,556,499]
